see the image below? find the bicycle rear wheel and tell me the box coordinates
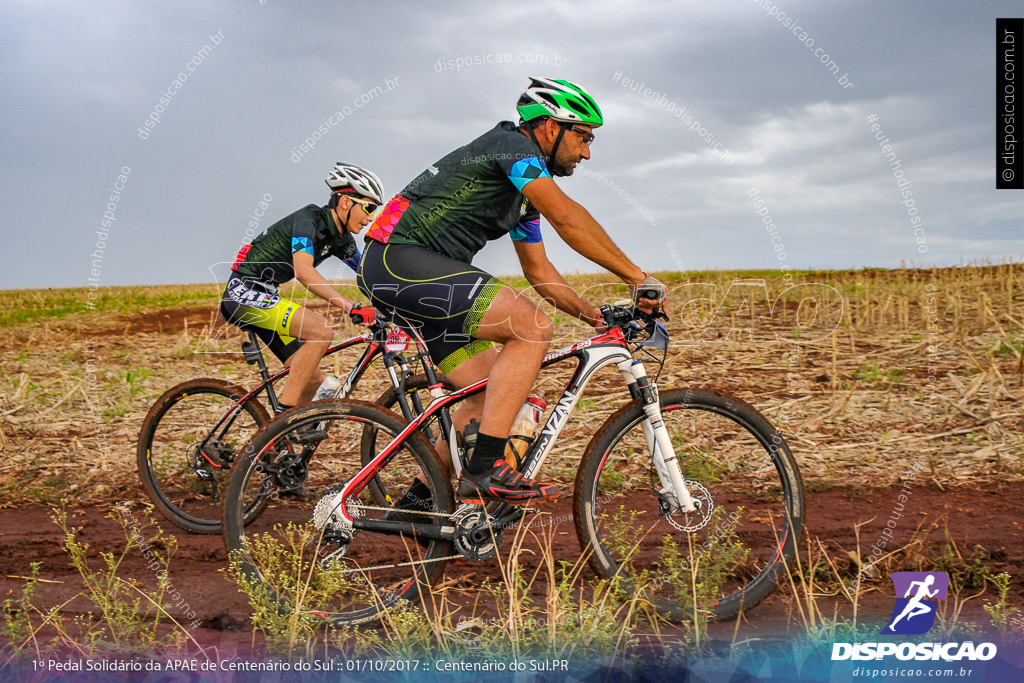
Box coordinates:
[365,373,455,507]
[222,400,454,626]
[573,387,804,622]
[137,379,270,534]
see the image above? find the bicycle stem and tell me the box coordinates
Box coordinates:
[616,359,697,514]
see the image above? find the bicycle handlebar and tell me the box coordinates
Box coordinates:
[599,303,669,343]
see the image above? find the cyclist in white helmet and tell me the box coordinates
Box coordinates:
[222,162,385,412]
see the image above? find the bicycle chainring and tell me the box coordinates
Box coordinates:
[271,449,309,491]
[452,505,503,562]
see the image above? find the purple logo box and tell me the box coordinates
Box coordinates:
[890,571,949,600]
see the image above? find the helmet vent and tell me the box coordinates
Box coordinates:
[564,99,590,116]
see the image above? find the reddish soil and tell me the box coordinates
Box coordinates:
[85,306,220,338]
[2,482,1021,652]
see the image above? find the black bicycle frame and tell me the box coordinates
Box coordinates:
[196,324,418,470]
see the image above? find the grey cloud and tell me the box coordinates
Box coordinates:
[0,0,1021,289]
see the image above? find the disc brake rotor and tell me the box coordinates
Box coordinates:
[663,480,714,533]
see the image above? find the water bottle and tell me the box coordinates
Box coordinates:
[504,396,547,469]
[313,375,343,401]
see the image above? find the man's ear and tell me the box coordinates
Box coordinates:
[544,117,559,141]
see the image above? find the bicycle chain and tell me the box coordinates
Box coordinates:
[341,554,465,574]
[346,502,450,516]
[332,504,464,573]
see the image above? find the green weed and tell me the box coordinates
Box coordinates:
[983,573,1023,643]
[997,339,1023,357]
[853,363,902,383]
[225,522,360,658]
[2,504,198,665]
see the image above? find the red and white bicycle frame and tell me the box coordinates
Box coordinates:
[327,325,697,529]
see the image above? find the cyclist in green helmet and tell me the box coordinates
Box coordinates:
[358,77,668,509]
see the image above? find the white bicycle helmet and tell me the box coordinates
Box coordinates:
[516,76,603,127]
[325,162,385,204]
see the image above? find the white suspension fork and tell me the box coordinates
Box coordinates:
[617,360,697,513]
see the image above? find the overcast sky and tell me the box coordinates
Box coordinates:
[1,0,1021,289]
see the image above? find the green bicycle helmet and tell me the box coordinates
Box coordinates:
[516,76,603,127]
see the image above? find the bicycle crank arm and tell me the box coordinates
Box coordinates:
[351,518,456,542]
[466,507,528,546]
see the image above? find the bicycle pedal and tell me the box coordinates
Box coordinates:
[191,468,214,482]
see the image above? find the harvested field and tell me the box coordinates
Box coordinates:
[2,264,1022,505]
[1,262,1022,659]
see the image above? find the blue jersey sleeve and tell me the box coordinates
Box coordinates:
[510,218,543,243]
[291,236,314,256]
[342,245,362,272]
[509,197,542,243]
[505,157,552,192]
[289,207,319,256]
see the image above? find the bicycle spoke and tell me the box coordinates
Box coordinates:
[139,382,266,531]
[577,388,802,622]
[225,404,454,625]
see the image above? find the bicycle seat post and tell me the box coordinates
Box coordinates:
[242,331,282,412]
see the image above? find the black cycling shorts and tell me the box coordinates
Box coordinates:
[220,277,305,363]
[356,241,501,375]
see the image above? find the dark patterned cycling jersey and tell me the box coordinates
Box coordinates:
[230,204,360,285]
[365,121,549,263]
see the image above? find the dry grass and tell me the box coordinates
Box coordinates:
[1,260,1023,505]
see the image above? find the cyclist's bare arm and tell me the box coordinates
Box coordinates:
[521,177,644,286]
[293,252,354,315]
[514,240,603,328]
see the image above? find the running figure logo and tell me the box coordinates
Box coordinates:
[881,572,949,635]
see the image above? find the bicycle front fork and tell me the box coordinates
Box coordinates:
[617,359,697,514]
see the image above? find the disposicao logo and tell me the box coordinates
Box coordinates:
[882,571,948,635]
[831,571,998,662]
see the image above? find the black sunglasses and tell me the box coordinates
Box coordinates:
[566,124,595,145]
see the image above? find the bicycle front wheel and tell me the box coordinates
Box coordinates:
[222,399,454,626]
[573,387,804,623]
[137,379,270,534]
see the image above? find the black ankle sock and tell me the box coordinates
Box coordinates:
[275,403,294,414]
[466,433,506,475]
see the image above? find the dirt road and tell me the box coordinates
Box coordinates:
[2,481,1020,651]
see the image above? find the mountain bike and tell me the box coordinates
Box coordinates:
[222,302,804,625]
[137,316,454,534]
